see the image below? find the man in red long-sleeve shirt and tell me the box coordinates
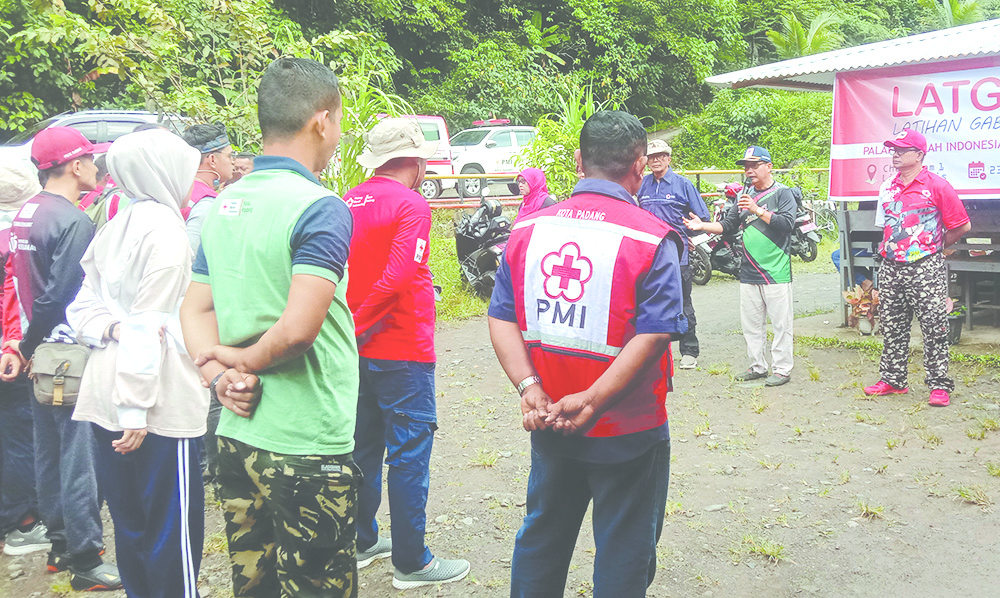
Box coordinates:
[344,118,470,590]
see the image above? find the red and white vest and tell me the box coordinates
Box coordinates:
[505,192,681,437]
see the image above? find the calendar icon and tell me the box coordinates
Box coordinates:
[969,161,986,180]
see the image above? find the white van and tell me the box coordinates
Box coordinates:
[404,115,456,199]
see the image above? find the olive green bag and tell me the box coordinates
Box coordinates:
[29,341,92,407]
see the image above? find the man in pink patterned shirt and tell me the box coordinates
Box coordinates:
[864,129,970,407]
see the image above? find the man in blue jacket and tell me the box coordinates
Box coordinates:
[637,140,709,369]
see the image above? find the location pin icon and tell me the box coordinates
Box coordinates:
[867,164,877,181]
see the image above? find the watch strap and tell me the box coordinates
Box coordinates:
[209,370,227,401]
[516,375,542,395]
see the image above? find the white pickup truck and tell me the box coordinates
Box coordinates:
[449,121,536,197]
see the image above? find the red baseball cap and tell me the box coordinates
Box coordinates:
[31,127,95,170]
[883,129,927,154]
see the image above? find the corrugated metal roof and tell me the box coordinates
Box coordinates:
[706,19,1000,91]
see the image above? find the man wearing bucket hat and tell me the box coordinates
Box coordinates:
[4,127,122,590]
[684,145,797,387]
[343,118,471,589]
[638,139,709,370]
[863,129,970,407]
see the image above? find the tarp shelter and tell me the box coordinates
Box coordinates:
[706,19,1000,330]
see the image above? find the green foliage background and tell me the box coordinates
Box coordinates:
[2,0,998,173]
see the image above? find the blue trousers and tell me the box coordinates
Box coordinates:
[0,378,36,535]
[93,426,203,598]
[510,439,671,598]
[30,390,103,556]
[354,358,436,573]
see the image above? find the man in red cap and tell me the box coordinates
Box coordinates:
[863,129,970,407]
[2,127,122,590]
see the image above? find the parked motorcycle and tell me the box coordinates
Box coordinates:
[690,184,743,285]
[789,187,821,262]
[455,194,511,298]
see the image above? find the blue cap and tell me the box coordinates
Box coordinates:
[736,146,772,166]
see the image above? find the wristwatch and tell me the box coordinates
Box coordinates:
[516,375,542,396]
[209,370,227,401]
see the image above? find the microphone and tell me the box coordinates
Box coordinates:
[739,176,753,218]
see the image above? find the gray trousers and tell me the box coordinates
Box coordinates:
[30,389,103,555]
[740,282,794,376]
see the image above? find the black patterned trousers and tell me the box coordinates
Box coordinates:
[216,437,359,598]
[877,252,954,392]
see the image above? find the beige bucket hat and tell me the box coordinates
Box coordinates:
[0,160,41,212]
[646,139,671,156]
[357,118,439,169]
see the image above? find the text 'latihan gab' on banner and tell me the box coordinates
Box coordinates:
[830,56,1000,201]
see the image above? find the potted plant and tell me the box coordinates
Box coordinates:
[843,282,879,335]
[946,298,966,345]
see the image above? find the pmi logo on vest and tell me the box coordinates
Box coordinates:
[537,242,592,328]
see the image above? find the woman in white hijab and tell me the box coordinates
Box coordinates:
[67,130,208,598]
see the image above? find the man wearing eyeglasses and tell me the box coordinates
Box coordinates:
[638,140,709,370]
[863,129,970,407]
[683,146,797,386]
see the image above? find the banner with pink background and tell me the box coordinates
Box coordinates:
[831,56,1000,201]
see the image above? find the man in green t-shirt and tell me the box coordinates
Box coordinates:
[180,56,359,598]
[684,146,797,387]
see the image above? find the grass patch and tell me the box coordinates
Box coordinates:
[856,498,885,520]
[791,235,837,274]
[664,500,686,516]
[469,448,501,468]
[854,412,885,425]
[917,430,943,447]
[949,351,1000,369]
[986,463,1000,477]
[707,362,730,376]
[953,485,992,507]
[50,576,73,597]
[967,427,987,440]
[886,437,902,450]
[204,531,228,554]
[797,335,883,361]
[732,534,786,563]
[429,210,489,321]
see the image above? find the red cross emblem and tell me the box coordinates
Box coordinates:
[541,242,592,302]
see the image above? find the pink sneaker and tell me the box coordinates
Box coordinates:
[863,381,908,396]
[928,389,950,407]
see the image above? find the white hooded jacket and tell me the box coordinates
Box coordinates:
[68,130,208,437]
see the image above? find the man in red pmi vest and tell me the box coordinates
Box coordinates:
[488,110,686,598]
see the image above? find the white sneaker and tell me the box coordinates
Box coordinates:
[357,536,392,569]
[393,557,470,589]
[3,522,51,555]
[678,355,698,370]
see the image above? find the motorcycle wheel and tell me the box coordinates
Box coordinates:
[800,238,818,262]
[474,271,496,299]
[690,244,712,285]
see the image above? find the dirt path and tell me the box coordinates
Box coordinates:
[4,271,999,597]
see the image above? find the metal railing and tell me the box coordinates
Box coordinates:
[421,168,831,210]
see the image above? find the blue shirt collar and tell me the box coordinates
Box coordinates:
[648,168,676,185]
[251,155,322,185]
[571,178,638,206]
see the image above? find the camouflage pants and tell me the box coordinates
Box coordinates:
[878,252,954,391]
[216,437,359,598]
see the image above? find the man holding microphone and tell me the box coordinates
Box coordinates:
[684,146,797,386]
